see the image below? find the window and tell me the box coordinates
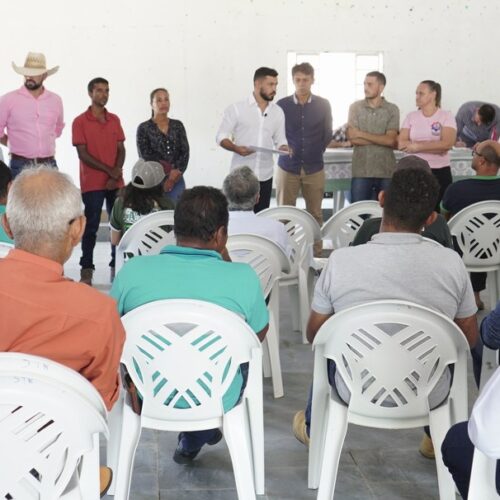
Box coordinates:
[287,52,384,129]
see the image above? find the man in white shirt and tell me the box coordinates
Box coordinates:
[223,166,290,254]
[216,67,289,212]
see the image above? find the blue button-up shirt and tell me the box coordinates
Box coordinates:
[277,94,332,174]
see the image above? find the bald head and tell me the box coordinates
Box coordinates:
[6,166,83,255]
[473,141,500,175]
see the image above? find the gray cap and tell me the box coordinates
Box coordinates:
[131,159,165,189]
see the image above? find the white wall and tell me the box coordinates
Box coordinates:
[1,0,497,188]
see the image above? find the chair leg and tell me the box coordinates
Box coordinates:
[315,399,348,500]
[224,404,257,500]
[110,395,142,500]
[262,339,272,378]
[480,347,499,390]
[78,434,100,499]
[298,270,311,344]
[429,404,456,500]
[288,284,301,332]
[266,293,284,398]
[106,390,124,495]
[487,271,499,312]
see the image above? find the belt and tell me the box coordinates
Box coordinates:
[11,153,55,163]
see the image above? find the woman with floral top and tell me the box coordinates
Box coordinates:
[136,88,190,203]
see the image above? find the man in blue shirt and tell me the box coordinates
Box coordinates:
[111,186,269,464]
[277,63,332,256]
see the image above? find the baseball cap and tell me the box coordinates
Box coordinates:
[131,159,165,189]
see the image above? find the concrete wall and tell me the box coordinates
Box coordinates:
[1,0,496,188]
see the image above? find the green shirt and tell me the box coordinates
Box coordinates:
[0,205,13,244]
[348,98,400,178]
[110,245,269,411]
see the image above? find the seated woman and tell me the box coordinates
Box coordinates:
[109,159,174,245]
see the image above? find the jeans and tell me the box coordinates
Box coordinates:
[442,421,500,499]
[80,189,117,269]
[179,363,249,453]
[164,177,186,205]
[350,177,391,203]
[10,157,58,178]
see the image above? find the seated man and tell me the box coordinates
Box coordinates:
[442,366,500,498]
[223,165,290,255]
[0,166,125,496]
[441,140,500,309]
[293,166,478,460]
[0,160,13,243]
[352,155,453,248]
[110,185,269,464]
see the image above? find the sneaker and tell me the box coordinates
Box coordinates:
[292,410,310,447]
[80,268,93,286]
[419,434,435,459]
[173,429,223,464]
[99,466,113,497]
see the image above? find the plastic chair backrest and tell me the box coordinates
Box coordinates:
[0,368,107,499]
[115,210,175,271]
[321,201,382,249]
[121,299,261,423]
[257,206,320,270]
[227,234,290,298]
[313,300,469,421]
[0,353,107,417]
[448,200,500,268]
[0,241,14,258]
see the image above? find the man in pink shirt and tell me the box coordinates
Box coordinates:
[0,52,64,178]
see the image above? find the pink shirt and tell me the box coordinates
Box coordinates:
[0,86,64,158]
[401,109,456,169]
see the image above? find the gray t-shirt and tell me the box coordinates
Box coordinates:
[312,232,476,405]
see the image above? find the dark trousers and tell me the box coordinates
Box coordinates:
[350,177,391,203]
[471,272,487,292]
[10,157,57,178]
[254,178,273,213]
[442,421,500,499]
[80,189,117,269]
[432,166,452,212]
[179,363,249,453]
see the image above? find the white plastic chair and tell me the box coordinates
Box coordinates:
[0,241,14,257]
[257,206,321,343]
[108,299,264,500]
[0,355,108,499]
[227,233,290,398]
[321,200,382,249]
[308,300,469,500]
[448,200,500,311]
[468,448,500,499]
[115,210,175,271]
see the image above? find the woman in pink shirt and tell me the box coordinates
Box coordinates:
[399,80,457,208]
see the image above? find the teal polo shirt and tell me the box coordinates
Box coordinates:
[110,245,269,411]
[0,205,13,244]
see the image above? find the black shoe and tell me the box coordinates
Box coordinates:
[173,430,223,464]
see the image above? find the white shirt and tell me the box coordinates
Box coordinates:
[469,367,500,458]
[228,210,291,256]
[216,94,287,181]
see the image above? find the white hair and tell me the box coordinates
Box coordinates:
[222,166,260,211]
[7,166,83,251]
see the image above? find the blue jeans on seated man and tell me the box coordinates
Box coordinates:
[179,363,249,454]
[350,177,391,203]
[304,360,452,437]
[10,157,58,179]
[442,421,500,499]
[80,189,117,270]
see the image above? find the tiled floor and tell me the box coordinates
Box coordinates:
[65,242,485,500]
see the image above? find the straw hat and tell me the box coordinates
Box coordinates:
[12,52,59,77]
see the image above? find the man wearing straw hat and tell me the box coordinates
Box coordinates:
[0,52,64,178]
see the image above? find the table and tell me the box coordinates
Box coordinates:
[323,148,474,212]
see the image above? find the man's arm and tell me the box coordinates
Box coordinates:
[75,144,122,178]
[323,100,333,149]
[219,138,254,156]
[114,141,125,169]
[348,127,398,148]
[454,314,479,347]
[216,104,254,157]
[256,324,269,343]
[55,97,65,138]
[307,310,333,344]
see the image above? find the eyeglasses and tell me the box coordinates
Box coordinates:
[472,150,483,158]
